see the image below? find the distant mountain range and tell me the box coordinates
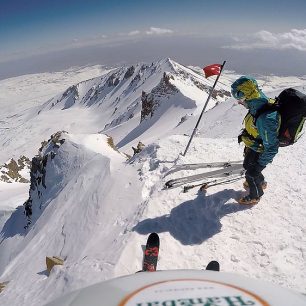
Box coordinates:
[37,58,231,144]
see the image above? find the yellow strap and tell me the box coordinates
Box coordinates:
[294,117,306,142]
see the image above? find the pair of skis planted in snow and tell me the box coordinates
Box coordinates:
[141,163,243,271]
[141,233,219,272]
[164,160,245,191]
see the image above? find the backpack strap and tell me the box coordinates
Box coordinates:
[254,99,279,124]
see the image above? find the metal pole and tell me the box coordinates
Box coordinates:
[182,60,226,156]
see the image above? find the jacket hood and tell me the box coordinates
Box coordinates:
[246,93,269,115]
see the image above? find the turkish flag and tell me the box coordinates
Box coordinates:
[203,64,222,78]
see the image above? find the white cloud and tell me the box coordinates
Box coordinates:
[128,30,141,36]
[224,29,306,51]
[0,26,176,63]
[145,27,174,35]
[122,27,174,37]
[118,27,174,38]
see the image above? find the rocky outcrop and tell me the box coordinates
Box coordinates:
[107,73,120,87]
[141,91,155,121]
[30,131,66,191]
[0,281,9,293]
[62,85,79,100]
[24,131,67,229]
[141,72,178,121]
[0,156,31,183]
[212,89,231,100]
[46,256,64,275]
[124,66,135,79]
[106,135,120,152]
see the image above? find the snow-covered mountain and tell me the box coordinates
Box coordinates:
[0,59,306,305]
[0,58,233,166]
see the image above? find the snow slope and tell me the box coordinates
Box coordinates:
[0,65,108,118]
[0,59,306,305]
[126,133,306,291]
[0,65,111,239]
[0,133,143,304]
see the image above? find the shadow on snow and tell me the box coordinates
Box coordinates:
[0,206,27,243]
[133,189,252,245]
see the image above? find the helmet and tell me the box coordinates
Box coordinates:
[231,76,260,101]
[231,89,245,100]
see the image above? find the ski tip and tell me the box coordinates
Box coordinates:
[148,232,159,240]
[206,260,220,271]
[146,233,160,247]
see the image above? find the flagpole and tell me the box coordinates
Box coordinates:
[182,60,226,156]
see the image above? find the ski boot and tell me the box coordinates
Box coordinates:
[238,195,260,205]
[243,180,267,190]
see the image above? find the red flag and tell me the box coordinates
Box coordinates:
[203,63,222,78]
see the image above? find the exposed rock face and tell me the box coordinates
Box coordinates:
[24,131,67,229]
[22,131,120,229]
[30,131,66,191]
[62,85,79,100]
[107,73,120,87]
[141,72,178,121]
[106,135,119,152]
[141,91,154,121]
[212,89,231,100]
[0,156,31,183]
[124,66,135,79]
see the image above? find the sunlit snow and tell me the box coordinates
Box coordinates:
[0,60,305,305]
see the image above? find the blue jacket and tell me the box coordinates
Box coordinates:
[246,94,280,167]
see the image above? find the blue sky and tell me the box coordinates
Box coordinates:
[1,0,306,78]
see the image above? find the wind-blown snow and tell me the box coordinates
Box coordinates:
[0,134,143,304]
[128,134,306,290]
[0,59,305,305]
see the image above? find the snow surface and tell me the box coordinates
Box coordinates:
[0,59,306,305]
[0,65,108,116]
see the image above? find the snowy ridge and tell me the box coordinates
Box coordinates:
[0,58,234,165]
[0,132,143,304]
[37,58,230,133]
[0,60,306,305]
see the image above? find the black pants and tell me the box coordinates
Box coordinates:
[243,148,265,199]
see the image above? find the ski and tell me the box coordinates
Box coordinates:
[165,164,244,189]
[142,233,160,272]
[206,260,220,271]
[165,160,243,176]
[183,175,244,193]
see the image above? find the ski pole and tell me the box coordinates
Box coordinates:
[182,60,226,156]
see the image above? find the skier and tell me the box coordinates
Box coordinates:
[231,76,280,205]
